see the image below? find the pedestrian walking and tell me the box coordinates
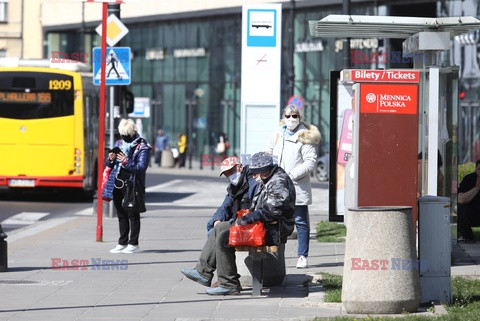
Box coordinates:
[177,133,187,168]
[154,128,169,167]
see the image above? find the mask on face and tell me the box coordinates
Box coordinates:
[121,134,134,143]
[228,171,241,186]
[254,176,263,184]
[285,118,300,131]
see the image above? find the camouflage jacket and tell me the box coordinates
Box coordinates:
[238,166,296,245]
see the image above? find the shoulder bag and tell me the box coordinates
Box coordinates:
[122,172,146,213]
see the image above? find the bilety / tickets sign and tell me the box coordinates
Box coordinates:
[360,83,418,114]
[342,69,420,83]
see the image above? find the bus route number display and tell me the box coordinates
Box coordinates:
[0,92,52,104]
[49,80,72,90]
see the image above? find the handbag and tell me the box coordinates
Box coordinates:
[228,210,266,247]
[101,166,113,201]
[121,173,146,213]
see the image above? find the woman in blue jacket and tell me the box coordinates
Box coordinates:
[106,119,151,254]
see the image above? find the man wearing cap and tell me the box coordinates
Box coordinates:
[206,156,258,237]
[180,152,295,295]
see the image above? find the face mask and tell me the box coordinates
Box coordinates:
[254,176,263,184]
[286,118,300,130]
[121,135,134,143]
[228,171,241,186]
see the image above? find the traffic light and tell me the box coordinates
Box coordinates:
[119,86,134,114]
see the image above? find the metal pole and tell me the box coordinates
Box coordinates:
[96,2,108,242]
[288,0,295,97]
[343,0,351,68]
[108,3,121,116]
[109,86,114,218]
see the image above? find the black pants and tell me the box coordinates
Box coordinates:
[113,185,141,246]
[179,150,187,168]
[458,204,480,240]
[154,150,163,166]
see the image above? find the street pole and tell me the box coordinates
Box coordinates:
[107,3,120,219]
[343,0,351,68]
[288,0,295,98]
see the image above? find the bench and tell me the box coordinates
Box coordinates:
[235,245,278,296]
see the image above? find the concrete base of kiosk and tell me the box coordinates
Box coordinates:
[342,206,421,314]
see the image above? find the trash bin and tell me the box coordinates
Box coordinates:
[342,206,421,314]
[418,196,451,304]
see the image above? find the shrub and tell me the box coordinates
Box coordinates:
[458,162,476,183]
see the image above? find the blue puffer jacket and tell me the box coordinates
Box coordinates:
[102,136,151,200]
[206,166,258,236]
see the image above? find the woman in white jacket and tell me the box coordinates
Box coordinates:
[266,105,321,268]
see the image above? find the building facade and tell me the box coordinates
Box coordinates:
[0,0,22,59]
[33,0,462,164]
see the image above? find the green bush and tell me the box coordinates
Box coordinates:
[458,162,476,183]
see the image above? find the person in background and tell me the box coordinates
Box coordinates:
[154,129,169,167]
[457,159,480,243]
[206,156,258,237]
[106,119,152,254]
[216,133,230,159]
[265,104,321,269]
[177,133,187,168]
[180,152,295,295]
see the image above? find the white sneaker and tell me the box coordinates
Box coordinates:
[121,244,140,253]
[296,256,308,269]
[109,244,126,254]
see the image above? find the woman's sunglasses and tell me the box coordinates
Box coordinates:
[284,114,299,119]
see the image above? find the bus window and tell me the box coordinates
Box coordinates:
[0,73,74,120]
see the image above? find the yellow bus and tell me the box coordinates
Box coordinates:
[0,60,99,192]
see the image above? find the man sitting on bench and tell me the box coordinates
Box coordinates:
[458,159,480,243]
[180,152,296,295]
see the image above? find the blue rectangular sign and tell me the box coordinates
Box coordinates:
[93,47,131,85]
[247,9,277,47]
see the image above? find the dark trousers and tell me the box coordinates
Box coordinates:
[458,204,480,240]
[154,150,163,166]
[179,150,187,168]
[196,221,240,289]
[113,187,141,246]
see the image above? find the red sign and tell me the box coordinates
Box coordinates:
[350,69,419,83]
[287,95,304,109]
[360,83,418,115]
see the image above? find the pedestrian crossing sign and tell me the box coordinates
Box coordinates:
[93,47,131,85]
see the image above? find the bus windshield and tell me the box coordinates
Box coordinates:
[0,72,74,119]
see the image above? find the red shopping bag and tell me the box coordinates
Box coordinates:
[228,210,266,247]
